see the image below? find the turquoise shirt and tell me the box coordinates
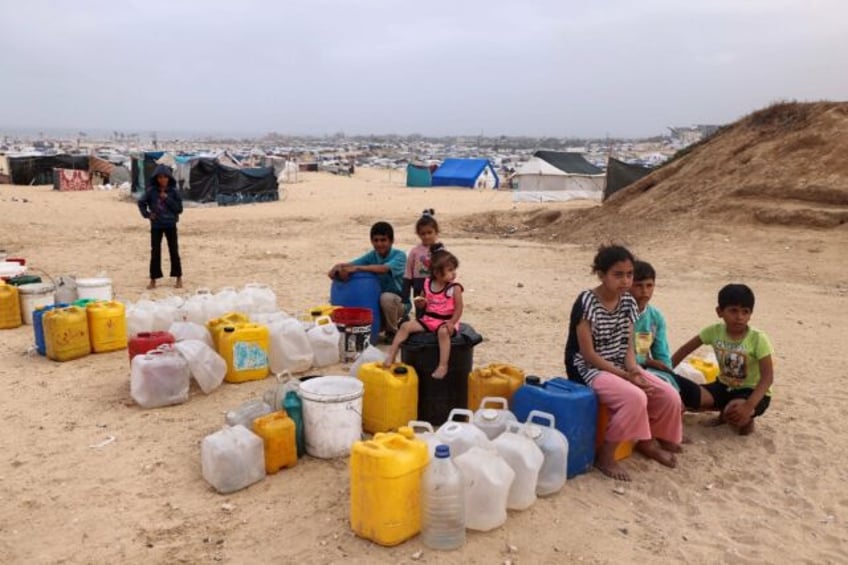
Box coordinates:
[350,248,406,297]
[634,304,678,390]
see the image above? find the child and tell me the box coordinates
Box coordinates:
[631,260,703,411]
[137,164,183,289]
[671,284,774,435]
[385,249,463,379]
[327,221,407,341]
[402,209,442,306]
[564,245,682,481]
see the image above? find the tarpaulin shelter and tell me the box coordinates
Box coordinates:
[603,157,652,201]
[7,154,89,185]
[52,169,93,191]
[431,158,499,189]
[186,159,278,205]
[512,150,604,202]
[131,151,165,193]
[406,163,433,187]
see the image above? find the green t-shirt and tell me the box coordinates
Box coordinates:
[699,323,773,394]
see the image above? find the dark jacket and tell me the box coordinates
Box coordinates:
[138,164,183,228]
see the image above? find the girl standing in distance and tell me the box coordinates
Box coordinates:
[402,209,443,309]
[385,249,463,379]
[564,245,682,481]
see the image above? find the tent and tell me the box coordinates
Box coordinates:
[7,154,89,185]
[186,159,278,205]
[431,158,499,189]
[603,157,652,201]
[131,151,165,193]
[406,163,433,188]
[512,150,604,202]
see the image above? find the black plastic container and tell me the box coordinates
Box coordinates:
[400,324,483,426]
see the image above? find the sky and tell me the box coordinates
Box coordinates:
[0,0,845,138]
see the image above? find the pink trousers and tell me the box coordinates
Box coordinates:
[591,369,683,444]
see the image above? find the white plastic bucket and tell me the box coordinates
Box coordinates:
[76,277,113,301]
[18,282,56,325]
[300,376,363,459]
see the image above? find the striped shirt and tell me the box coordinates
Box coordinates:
[564,290,638,386]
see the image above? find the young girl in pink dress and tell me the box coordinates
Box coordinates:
[384,249,463,379]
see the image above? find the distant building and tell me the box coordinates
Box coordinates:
[668,125,720,146]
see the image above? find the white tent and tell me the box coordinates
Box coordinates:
[512,151,605,203]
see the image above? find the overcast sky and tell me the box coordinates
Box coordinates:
[0,0,845,138]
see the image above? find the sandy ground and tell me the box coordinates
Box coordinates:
[1,168,847,564]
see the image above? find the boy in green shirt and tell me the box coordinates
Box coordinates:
[672,284,775,435]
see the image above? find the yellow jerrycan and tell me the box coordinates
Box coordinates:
[252,411,297,474]
[87,300,128,353]
[468,363,525,410]
[0,282,22,329]
[207,312,250,350]
[357,362,418,434]
[44,306,91,362]
[218,323,270,383]
[688,357,719,383]
[349,427,429,546]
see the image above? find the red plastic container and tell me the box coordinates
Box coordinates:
[128,331,175,364]
[331,307,373,363]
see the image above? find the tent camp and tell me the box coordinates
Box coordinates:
[603,157,652,201]
[431,158,499,189]
[406,163,433,188]
[7,154,90,185]
[512,150,605,202]
[186,159,278,205]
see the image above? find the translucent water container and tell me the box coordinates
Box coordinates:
[267,318,314,374]
[126,300,156,337]
[453,446,515,531]
[240,283,278,315]
[86,300,128,353]
[408,420,440,457]
[128,331,174,363]
[201,425,266,494]
[0,282,22,329]
[421,444,465,550]
[472,396,517,440]
[252,411,297,474]
[225,398,273,429]
[173,339,227,394]
[435,409,492,457]
[350,427,429,546]
[168,321,213,346]
[18,282,55,325]
[468,363,525,410]
[492,422,544,510]
[44,306,91,362]
[218,323,270,383]
[358,362,418,434]
[130,345,191,409]
[306,316,341,367]
[523,411,569,496]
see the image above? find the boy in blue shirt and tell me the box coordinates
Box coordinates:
[672,284,774,435]
[328,221,407,341]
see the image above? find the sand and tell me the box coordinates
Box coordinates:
[1,168,847,564]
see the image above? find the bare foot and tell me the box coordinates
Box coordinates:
[658,440,684,453]
[738,419,755,436]
[636,440,677,468]
[146,280,156,290]
[595,459,631,481]
[432,365,447,379]
[174,278,183,289]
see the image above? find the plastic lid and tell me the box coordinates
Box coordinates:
[481,409,498,421]
[526,375,542,386]
[393,366,408,375]
[434,444,450,458]
[525,424,543,440]
[223,326,235,333]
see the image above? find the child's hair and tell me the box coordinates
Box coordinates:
[370,221,394,241]
[430,249,459,277]
[591,244,635,274]
[718,284,755,310]
[416,209,439,233]
[633,260,656,282]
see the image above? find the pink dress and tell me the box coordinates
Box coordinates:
[420,278,462,333]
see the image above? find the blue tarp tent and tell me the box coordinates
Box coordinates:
[431,158,499,189]
[406,163,433,187]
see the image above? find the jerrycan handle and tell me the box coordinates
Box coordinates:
[526,409,556,429]
[314,315,334,330]
[408,420,434,434]
[479,396,509,410]
[447,408,474,423]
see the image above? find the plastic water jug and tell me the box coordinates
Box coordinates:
[201,425,266,494]
[349,344,386,378]
[421,444,465,550]
[151,302,179,332]
[206,287,239,320]
[472,396,517,440]
[240,283,277,315]
[284,390,305,457]
[435,409,492,457]
[225,398,273,429]
[492,422,544,510]
[468,363,525,410]
[33,303,68,355]
[126,300,156,337]
[262,372,296,411]
[268,318,314,374]
[688,356,719,383]
[218,323,270,383]
[168,321,213,346]
[306,316,341,367]
[300,376,364,459]
[252,411,297,474]
[251,311,290,326]
[173,339,227,394]
[350,428,429,546]
[18,282,55,325]
[523,411,569,496]
[86,300,128,353]
[44,306,91,362]
[182,291,212,325]
[453,446,515,531]
[128,331,175,363]
[54,275,77,304]
[130,345,191,409]
[357,362,418,434]
[207,312,250,350]
[511,376,597,478]
[408,420,440,457]
[0,282,22,329]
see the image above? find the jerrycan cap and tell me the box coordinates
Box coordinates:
[441,422,462,436]
[434,444,450,458]
[398,426,414,439]
[524,424,543,440]
[526,375,542,386]
[393,366,408,376]
[223,326,235,333]
[481,409,499,421]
